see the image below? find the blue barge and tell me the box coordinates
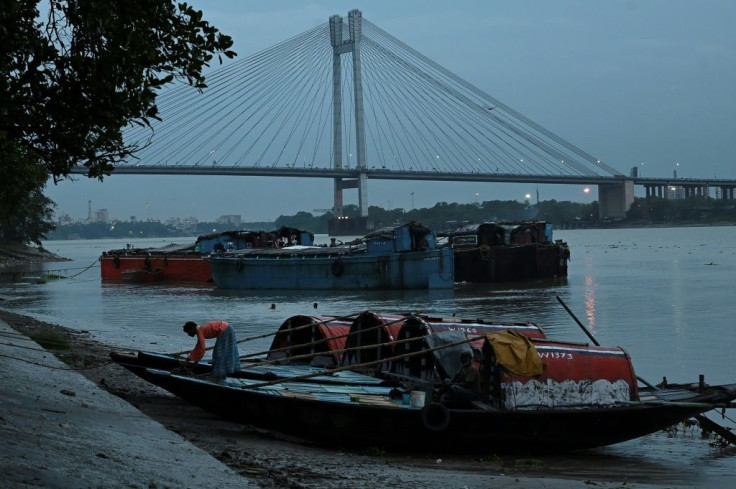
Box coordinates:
[208,222,454,290]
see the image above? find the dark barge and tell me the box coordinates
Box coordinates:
[441,221,570,283]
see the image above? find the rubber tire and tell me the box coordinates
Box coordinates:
[331,259,344,277]
[421,402,450,432]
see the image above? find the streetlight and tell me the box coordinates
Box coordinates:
[474,192,479,206]
[410,192,415,210]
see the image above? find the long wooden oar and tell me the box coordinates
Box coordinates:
[555,295,736,446]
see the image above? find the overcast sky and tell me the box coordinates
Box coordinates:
[45,0,736,222]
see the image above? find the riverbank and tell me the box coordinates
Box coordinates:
[0,308,715,489]
[0,242,68,268]
[0,310,252,488]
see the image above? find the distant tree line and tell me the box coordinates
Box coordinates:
[261,196,736,233]
[45,196,736,241]
[625,197,736,223]
[274,199,598,233]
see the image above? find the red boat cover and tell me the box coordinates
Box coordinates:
[341,312,546,369]
[484,334,638,408]
[342,312,405,366]
[268,315,352,365]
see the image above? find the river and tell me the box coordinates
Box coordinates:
[1,226,735,487]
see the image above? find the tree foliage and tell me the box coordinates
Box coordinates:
[2,0,235,182]
[275,211,332,234]
[0,0,235,244]
[626,197,736,223]
[269,199,595,234]
[0,141,56,245]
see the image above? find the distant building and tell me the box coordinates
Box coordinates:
[217,215,242,226]
[94,209,109,222]
[165,217,199,232]
[182,217,198,232]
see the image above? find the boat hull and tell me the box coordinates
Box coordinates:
[101,254,211,282]
[454,243,569,282]
[209,248,454,290]
[130,367,720,454]
[120,268,165,283]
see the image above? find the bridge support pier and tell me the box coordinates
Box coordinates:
[598,179,634,219]
[329,9,368,219]
[330,15,345,217]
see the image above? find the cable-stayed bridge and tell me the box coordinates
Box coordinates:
[99,9,736,223]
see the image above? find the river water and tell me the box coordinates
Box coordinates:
[2,226,735,486]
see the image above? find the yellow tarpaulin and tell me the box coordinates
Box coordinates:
[486,329,544,376]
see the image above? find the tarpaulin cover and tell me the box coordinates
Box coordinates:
[487,330,544,376]
[426,330,474,380]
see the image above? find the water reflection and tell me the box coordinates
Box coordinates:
[584,274,597,333]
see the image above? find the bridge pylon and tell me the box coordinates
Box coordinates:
[330,9,368,220]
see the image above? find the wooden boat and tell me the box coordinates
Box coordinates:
[100,227,313,282]
[440,221,570,283]
[110,328,736,453]
[208,222,454,290]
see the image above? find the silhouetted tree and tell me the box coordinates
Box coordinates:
[2,0,235,181]
[1,0,235,244]
[0,142,55,245]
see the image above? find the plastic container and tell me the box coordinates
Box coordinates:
[410,391,426,407]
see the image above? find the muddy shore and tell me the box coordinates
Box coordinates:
[0,243,68,268]
[1,308,708,489]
